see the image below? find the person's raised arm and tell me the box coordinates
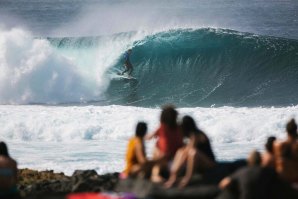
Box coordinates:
[145,129,158,140]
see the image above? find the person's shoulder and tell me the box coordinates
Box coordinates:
[135,137,143,143]
[10,158,17,168]
[197,131,209,142]
[0,156,17,167]
[128,137,137,145]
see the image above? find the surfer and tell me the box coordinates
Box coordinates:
[121,49,133,76]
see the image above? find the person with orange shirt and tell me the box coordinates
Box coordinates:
[123,122,148,178]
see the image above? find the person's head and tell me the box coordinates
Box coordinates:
[160,105,178,129]
[247,150,262,166]
[136,122,147,138]
[265,136,276,153]
[128,49,132,54]
[181,115,199,137]
[286,118,298,138]
[0,142,9,157]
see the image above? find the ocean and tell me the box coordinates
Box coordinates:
[0,0,298,175]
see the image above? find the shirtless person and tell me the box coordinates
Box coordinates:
[262,136,276,168]
[274,119,298,185]
[0,142,18,198]
[121,49,133,76]
[218,150,280,199]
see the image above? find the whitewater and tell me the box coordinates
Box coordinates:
[0,0,298,175]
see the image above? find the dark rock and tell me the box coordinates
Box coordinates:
[71,170,98,184]
[116,178,220,199]
[116,178,157,198]
[151,185,220,199]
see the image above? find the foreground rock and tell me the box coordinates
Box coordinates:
[17,166,298,199]
[18,169,119,198]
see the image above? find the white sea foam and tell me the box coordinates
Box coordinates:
[1,105,297,174]
[0,27,148,104]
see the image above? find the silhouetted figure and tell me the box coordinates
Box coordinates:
[218,150,289,199]
[262,136,276,168]
[274,119,298,184]
[0,141,18,198]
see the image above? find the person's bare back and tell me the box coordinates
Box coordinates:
[274,140,298,183]
[274,119,298,183]
[0,156,17,189]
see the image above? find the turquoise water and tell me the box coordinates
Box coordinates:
[48,29,298,107]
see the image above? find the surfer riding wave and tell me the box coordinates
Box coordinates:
[121,49,133,76]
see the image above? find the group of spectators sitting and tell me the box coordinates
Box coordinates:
[123,105,217,188]
[123,105,298,198]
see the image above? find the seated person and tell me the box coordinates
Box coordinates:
[0,142,18,198]
[262,136,276,168]
[218,150,280,199]
[123,122,148,178]
[165,115,216,188]
[274,119,298,185]
[146,105,183,182]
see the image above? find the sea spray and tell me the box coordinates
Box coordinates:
[0,27,98,104]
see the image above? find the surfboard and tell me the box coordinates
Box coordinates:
[116,72,137,80]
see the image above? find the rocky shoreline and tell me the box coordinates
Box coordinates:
[18,169,119,198]
[17,168,221,199]
[17,166,298,199]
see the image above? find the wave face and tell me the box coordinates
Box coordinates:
[1,28,298,106]
[105,29,298,107]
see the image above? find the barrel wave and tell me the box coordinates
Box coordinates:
[48,28,298,107]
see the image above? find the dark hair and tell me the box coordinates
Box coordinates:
[286,119,298,138]
[160,105,178,129]
[136,122,147,138]
[181,115,200,137]
[265,136,276,153]
[0,142,9,157]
